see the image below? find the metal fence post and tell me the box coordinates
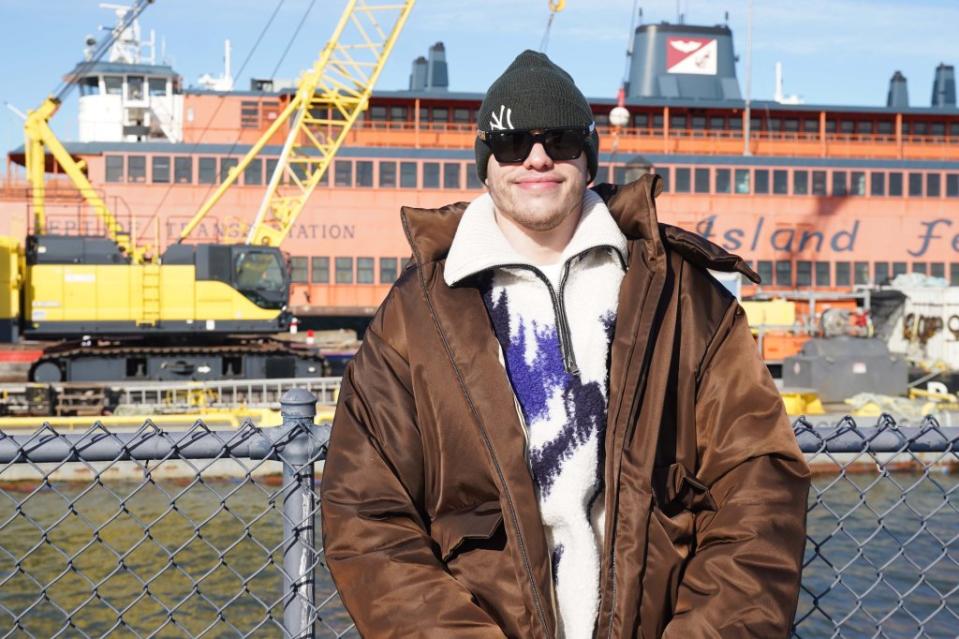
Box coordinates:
[280,388,320,639]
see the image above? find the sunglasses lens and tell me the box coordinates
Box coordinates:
[489,132,532,163]
[543,129,586,160]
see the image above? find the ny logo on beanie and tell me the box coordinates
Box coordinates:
[490,105,515,131]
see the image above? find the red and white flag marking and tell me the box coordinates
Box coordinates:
[666,37,718,75]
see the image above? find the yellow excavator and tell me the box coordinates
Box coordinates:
[0,0,415,382]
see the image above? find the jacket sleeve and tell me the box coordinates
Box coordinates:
[662,301,811,638]
[320,324,506,638]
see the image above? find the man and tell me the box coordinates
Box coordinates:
[321,50,810,638]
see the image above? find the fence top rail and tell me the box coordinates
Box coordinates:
[0,376,343,395]
[794,414,959,453]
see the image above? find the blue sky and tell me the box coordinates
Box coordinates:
[1,0,956,162]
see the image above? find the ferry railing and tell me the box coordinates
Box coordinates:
[0,393,956,637]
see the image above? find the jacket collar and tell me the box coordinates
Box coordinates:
[442,189,627,287]
[400,174,665,269]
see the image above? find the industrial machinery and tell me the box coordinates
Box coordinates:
[2,0,415,382]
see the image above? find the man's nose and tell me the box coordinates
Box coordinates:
[523,142,553,170]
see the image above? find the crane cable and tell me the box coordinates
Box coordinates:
[539,0,565,53]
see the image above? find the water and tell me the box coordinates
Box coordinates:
[0,472,955,638]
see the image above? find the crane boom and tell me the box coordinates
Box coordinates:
[179,0,416,247]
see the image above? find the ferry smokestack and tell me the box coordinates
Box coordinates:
[931,63,956,108]
[886,70,909,108]
[626,22,741,100]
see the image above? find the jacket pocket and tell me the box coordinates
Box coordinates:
[652,462,718,517]
[430,500,504,562]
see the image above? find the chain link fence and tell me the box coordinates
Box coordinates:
[0,394,956,637]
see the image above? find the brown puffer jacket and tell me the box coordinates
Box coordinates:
[320,174,811,638]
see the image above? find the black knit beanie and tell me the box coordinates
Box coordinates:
[474,50,598,183]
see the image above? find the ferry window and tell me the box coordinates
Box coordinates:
[370,106,387,121]
[443,163,461,189]
[380,257,398,284]
[401,257,412,271]
[670,115,687,130]
[467,163,483,189]
[105,155,124,182]
[357,257,374,284]
[889,172,903,196]
[652,114,664,131]
[400,162,417,188]
[874,262,890,285]
[796,261,812,286]
[856,121,872,134]
[870,172,885,196]
[757,261,773,285]
[709,116,725,130]
[768,118,781,132]
[104,75,123,95]
[793,170,809,195]
[634,114,649,128]
[335,160,353,187]
[835,261,851,286]
[356,161,374,187]
[824,120,836,133]
[832,171,847,196]
[754,169,769,194]
[854,262,869,285]
[199,157,217,184]
[931,262,945,279]
[151,156,170,183]
[775,261,792,286]
[80,77,100,96]
[127,76,144,100]
[148,78,166,97]
[784,119,799,132]
[311,257,329,284]
[773,170,788,194]
[911,121,927,136]
[839,120,854,134]
[656,167,669,192]
[877,120,894,135]
[419,107,428,122]
[892,262,907,278]
[927,173,941,197]
[243,158,263,186]
[290,256,309,284]
[335,257,353,284]
[674,168,691,193]
[728,116,742,131]
[432,107,448,122]
[219,158,238,183]
[454,108,470,123]
[379,161,397,188]
[174,157,192,183]
[947,174,959,197]
[850,171,866,196]
[265,158,280,185]
[749,117,761,132]
[390,106,407,121]
[951,264,959,286]
[803,119,819,134]
[908,172,922,196]
[694,168,709,193]
[127,155,146,183]
[734,169,750,194]
[715,168,731,193]
[912,262,927,274]
[815,261,831,286]
[691,116,706,130]
[423,162,441,189]
[812,170,827,195]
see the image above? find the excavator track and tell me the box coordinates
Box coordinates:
[29,336,329,383]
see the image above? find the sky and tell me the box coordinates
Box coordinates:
[1,0,957,163]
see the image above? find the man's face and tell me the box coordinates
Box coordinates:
[485,139,589,232]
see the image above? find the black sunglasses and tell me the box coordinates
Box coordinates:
[478,124,594,164]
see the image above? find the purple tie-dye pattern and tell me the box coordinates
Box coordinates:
[482,281,613,498]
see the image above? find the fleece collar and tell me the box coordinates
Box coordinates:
[444,189,628,287]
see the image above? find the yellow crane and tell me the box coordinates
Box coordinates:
[178,0,416,248]
[23,0,155,264]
